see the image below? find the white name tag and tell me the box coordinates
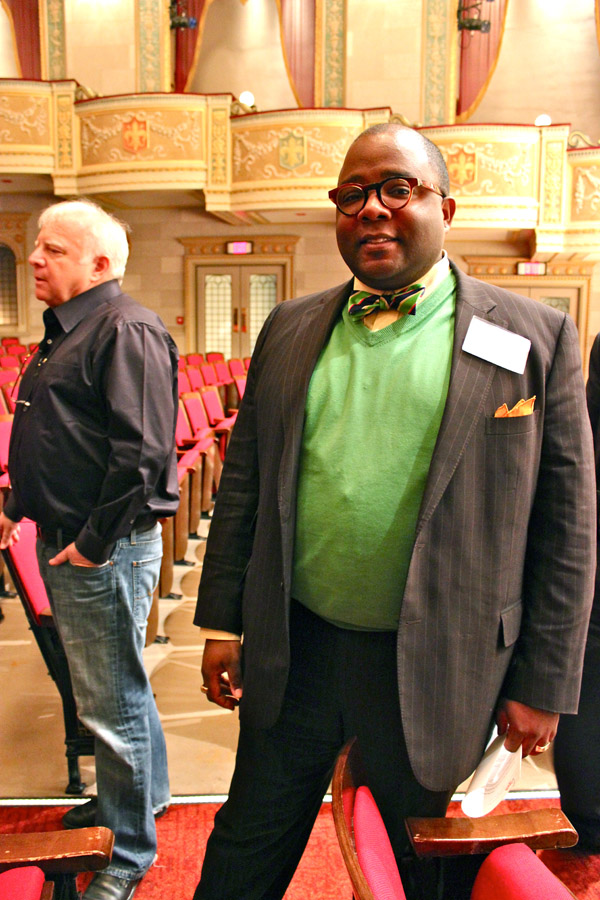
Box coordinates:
[462,316,531,375]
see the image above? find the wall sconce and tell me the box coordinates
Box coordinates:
[457,0,494,32]
[170,1,197,29]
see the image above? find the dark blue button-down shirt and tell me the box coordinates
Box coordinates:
[5,279,179,563]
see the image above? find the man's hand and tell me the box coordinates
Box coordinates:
[201,639,243,711]
[0,512,20,549]
[496,698,559,757]
[49,542,98,567]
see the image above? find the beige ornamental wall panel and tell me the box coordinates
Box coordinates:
[73,94,229,194]
[570,151,600,225]
[421,124,541,230]
[227,107,390,211]
[564,147,600,263]
[0,81,54,171]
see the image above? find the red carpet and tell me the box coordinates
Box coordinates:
[1,799,599,899]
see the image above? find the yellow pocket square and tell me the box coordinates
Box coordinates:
[494,396,536,418]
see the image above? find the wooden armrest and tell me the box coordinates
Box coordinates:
[405,809,578,857]
[0,827,114,874]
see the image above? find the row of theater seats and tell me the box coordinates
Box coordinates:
[164,353,246,599]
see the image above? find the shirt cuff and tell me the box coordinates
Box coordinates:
[76,525,115,565]
[2,494,23,523]
[200,628,241,641]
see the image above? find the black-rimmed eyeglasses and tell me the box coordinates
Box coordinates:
[328,176,444,216]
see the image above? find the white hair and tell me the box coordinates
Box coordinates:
[38,199,130,281]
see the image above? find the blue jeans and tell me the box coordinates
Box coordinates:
[37,525,170,880]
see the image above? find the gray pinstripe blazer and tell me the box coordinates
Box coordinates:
[195,263,596,791]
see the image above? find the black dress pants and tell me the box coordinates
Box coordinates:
[554,597,600,851]
[194,601,458,900]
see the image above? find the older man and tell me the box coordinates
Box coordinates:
[193,124,596,899]
[0,199,179,900]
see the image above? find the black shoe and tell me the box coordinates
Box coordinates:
[62,796,98,829]
[63,796,169,830]
[83,873,142,900]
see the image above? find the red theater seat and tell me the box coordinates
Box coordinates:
[332,739,578,900]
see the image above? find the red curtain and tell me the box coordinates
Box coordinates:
[456,0,508,120]
[174,0,209,92]
[4,0,41,79]
[174,0,316,106]
[279,0,315,107]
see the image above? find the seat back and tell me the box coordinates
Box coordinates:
[201,385,226,425]
[3,519,50,626]
[332,739,377,900]
[0,866,46,900]
[175,403,194,447]
[234,375,246,401]
[228,358,245,377]
[354,786,407,900]
[178,369,192,395]
[182,393,211,434]
[200,363,218,386]
[206,351,224,363]
[214,362,233,384]
[471,843,574,900]
[187,366,205,392]
[186,352,204,366]
[0,417,11,471]
[1,382,17,413]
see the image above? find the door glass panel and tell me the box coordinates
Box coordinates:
[205,274,233,358]
[249,274,277,351]
[535,295,571,315]
[0,244,18,326]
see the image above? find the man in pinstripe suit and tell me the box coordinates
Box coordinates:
[193,124,596,899]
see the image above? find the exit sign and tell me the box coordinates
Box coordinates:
[227,241,253,255]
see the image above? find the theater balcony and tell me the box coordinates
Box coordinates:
[0,79,598,264]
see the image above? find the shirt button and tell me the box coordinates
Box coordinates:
[47,340,52,345]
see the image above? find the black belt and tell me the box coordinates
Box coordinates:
[36,520,157,546]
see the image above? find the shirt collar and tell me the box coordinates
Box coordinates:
[352,251,449,300]
[50,279,122,334]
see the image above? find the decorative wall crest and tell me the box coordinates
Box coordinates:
[122,117,149,155]
[279,133,306,170]
[446,148,477,187]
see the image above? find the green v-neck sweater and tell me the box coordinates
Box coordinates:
[291,272,456,630]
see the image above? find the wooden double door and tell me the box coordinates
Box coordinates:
[196,264,284,358]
